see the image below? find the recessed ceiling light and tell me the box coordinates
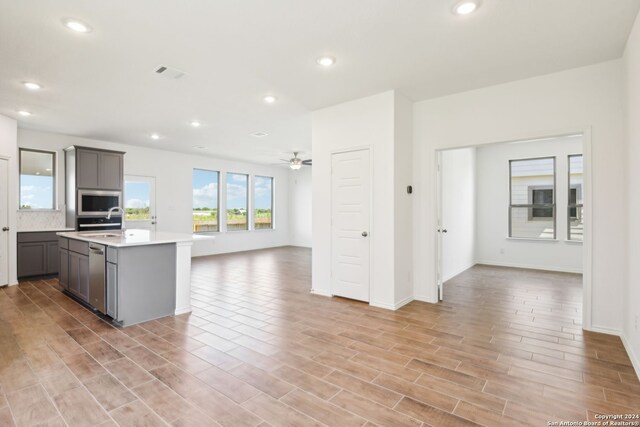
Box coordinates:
[250,131,269,138]
[35,172,41,175]
[45,168,52,172]
[191,121,201,127]
[453,0,480,15]
[18,110,31,117]
[192,145,208,150]
[263,95,277,104]
[23,82,41,90]
[63,18,92,33]
[150,133,160,140]
[316,56,336,67]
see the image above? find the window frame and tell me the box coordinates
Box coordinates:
[567,154,584,241]
[253,175,274,230]
[19,148,57,210]
[192,168,220,234]
[226,172,249,232]
[508,156,556,239]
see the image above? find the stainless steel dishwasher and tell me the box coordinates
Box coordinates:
[88,243,107,314]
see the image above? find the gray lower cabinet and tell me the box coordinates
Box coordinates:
[67,242,90,303]
[17,232,61,278]
[59,248,69,289]
[106,261,117,318]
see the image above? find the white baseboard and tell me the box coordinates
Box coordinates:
[475,260,582,274]
[585,325,622,336]
[621,333,640,381]
[310,289,332,297]
[174,307,192,316]
[442,262,476,283]
[413,294,438,304]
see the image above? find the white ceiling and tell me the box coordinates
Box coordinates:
[1,0,639,164]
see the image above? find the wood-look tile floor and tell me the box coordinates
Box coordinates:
[1,247,638,427]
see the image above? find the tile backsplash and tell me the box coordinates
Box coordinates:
[17,210,67,231]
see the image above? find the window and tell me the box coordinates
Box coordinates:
[192,169,219,233]
[509,157,556,239]
[19,149,56,210]
[254,176,273,229]
[568,154,584,241]
[226,173,248,231]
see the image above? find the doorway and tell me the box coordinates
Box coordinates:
[0,158,8,285]
[330,148,371,302]
[436,134,586,306]
[124,175,156,231]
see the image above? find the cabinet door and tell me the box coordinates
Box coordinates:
[99,153,123,190]
[106,262,117,318]
[68,251,80,296]
[59,249,69,289]
[77,253,90,302]
[77,149,100,189]
[17,242,46,278]
[47,241,59,274]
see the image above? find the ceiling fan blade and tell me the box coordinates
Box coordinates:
[302,159,312,165]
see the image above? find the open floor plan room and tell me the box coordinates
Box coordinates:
[1,248,638,426]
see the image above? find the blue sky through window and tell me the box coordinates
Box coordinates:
[193,169,218,209]
[20,175,54,209]
[255,176,272,210]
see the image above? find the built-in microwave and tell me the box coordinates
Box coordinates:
[77,190,122,216]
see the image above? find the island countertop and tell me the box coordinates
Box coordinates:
[56,229,197,247]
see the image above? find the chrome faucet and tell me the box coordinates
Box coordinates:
[106,207,126,231]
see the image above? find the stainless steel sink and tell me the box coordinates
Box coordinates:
[81,232,123,238]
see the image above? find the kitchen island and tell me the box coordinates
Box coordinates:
[57,229,194,326]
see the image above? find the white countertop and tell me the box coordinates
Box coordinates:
[57,229,197,247]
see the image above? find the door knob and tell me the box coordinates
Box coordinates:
[442,229,448,233]
[361,231,368,237]
[2,227,8,231]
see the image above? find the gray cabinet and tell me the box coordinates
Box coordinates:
[75,148,124,191]
[66,239,90,303]
[17,232,61,278]
[106,261,117,318]
[68,250,89,302]
[59,248,69,289]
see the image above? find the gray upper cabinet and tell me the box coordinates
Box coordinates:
[76,149,100,188]
[99,152,123,190]
[74,147,124,190]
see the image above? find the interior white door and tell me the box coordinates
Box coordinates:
[124,175,156,231]
[436,152,444,301]
[331,149,371,302]
[0,159,9,285]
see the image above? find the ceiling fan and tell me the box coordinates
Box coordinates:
[281,152,312,170]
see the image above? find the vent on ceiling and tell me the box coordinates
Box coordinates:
[154,65,186,80]
[250,131,269,138]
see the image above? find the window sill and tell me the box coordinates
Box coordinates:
[506,237,559,242]
[565,240,583,244]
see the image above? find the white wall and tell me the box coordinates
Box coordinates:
[312,91,395,306]
[0,114,18,285]
[441,147,476,282]
[393,93,414,306]
[312,90,412,309]
[288,167,312,247]
[413,60,626,333]
[475,136,583,273]
[18,129,290,257]
[623,12,640,376]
